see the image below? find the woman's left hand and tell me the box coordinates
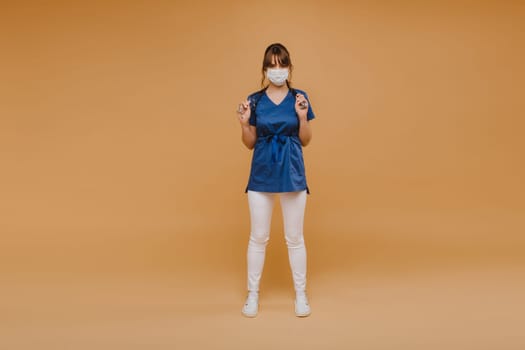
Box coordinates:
[294,93,309,121]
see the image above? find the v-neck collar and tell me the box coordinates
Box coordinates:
[265,89,290,107]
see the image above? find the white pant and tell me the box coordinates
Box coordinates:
[246,189,308,294]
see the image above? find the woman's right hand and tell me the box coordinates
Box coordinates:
[237,99,251,126]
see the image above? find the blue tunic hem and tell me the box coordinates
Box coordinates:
[245,184,310,195]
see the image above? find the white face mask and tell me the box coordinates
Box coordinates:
[266,68,289,86]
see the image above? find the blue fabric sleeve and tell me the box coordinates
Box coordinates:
[247,94,256,126]
[301,91,316,121]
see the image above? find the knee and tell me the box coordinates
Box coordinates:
[285,231,304,248]
[249,231,270,246]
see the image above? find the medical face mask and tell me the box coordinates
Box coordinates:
[266,68,289,86]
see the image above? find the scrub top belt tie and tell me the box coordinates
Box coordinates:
[260,134,289,163]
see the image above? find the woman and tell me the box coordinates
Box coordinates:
[236,43,315,317]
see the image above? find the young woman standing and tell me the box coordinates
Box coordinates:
[237,43,316,317]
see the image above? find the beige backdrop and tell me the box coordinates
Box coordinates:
[1,1,524,349]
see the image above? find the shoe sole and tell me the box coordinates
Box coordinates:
[242,310,257,317]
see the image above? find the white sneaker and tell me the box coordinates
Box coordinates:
[295,293,311,317]
[242,293,259,317]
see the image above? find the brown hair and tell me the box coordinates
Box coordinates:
[260,43,293,88]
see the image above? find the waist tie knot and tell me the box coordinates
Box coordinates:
[259,134,289,163]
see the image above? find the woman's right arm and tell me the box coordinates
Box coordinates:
[241,124,257,150]
[238,99,257,150]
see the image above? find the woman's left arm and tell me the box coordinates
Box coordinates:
[298,119,312,147]
[295,93,312,147]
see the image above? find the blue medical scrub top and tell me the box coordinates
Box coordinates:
[244,88,315,194]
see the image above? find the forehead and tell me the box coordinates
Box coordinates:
[271,54,284,66]
[264,49,290,68]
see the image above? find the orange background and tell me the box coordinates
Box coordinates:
[1,1,524,349]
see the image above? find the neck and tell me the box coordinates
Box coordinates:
[266,82,289,93]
